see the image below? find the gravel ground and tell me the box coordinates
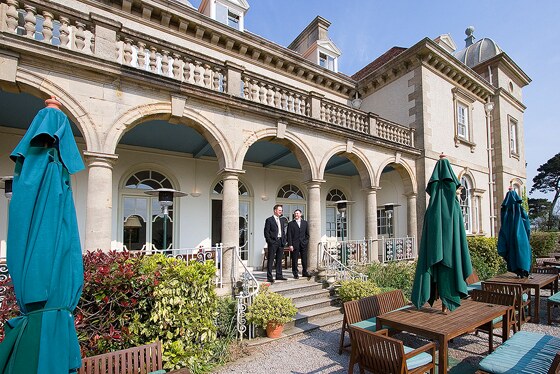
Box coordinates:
[214,292,560,374]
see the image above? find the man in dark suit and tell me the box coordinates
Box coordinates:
[263,204,287,283]
[287,209,310,279]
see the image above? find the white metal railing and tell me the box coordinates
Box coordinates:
[231,246,259,341]
[0,257,8,308]
[380,236,416,263]
[132,243,223,288]
[318,239,369,282]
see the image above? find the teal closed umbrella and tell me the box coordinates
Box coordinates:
[411,155,473,311]
[497,188,531,277]
[0,98,84,373]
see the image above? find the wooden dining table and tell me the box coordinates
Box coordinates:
[485,272,559,323]
[376,299,511,374]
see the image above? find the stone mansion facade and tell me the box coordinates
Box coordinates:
[0,0,529,286]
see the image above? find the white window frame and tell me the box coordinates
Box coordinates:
[326,188,349,240]
[319,51,336,71]
[460,176,473,234]
[276,184,306,222]
[452,88,476,152]
[508,116,519,158]
[120,170,178,251]
[215,2,241,30]
[377,208,394,238]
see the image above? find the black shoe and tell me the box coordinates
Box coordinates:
[293,274,299,279]
[277,277,288,281]
[302,272,311,278]
[267,278,275,283]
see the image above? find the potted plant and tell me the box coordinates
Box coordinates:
[246,284,298,338]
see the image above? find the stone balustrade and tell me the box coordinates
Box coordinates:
[2,0,94,53]
[116,32,226,93]
[0,0,416,149]
[320,99,369,134]
[375,117,415,147]
[241,73,309,116]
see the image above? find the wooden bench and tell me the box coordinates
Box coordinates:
[338,289,406,354]
[79,341,164,374]
[476,332,560,373]
[549,291,560,325]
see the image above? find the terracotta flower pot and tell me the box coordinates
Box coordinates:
[266,322,284,338]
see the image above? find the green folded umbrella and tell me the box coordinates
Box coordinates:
[497,189,531,277]
[0,106,84,373]
[411,157,473,311]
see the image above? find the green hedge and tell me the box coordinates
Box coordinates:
[336,279,381,303]
[365,261,416,300]
[467,237,506,280]
[530,231,559,258]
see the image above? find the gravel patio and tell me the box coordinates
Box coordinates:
[215,294,560,374]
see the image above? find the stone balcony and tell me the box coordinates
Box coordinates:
[0,0,416,149]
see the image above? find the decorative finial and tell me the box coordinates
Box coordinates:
[45,96,62,110]
[465,26,475,47]
[439,153,446,159]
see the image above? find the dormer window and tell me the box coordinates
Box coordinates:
[216,3,240,30]
[319,52,335,71]
[199,0,249,32]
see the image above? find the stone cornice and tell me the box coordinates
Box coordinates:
[474,52,531,87]
[496,87,527,112]
[77,0,357,97]
[0,33,420,157]
[357,38,496,102]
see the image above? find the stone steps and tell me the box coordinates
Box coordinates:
[246,271,343,346]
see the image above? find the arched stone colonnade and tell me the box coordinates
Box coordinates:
[3,73,419,288]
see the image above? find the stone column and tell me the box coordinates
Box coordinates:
[305,180,323,272]
[220,169,242,289]
[83,151,118,251]
[406,192,418,243]
[365,187,380,262]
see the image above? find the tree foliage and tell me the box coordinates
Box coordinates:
[531,152,560,229]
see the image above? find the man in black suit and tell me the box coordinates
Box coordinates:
[263,204,287,283]
[287,209,310,279]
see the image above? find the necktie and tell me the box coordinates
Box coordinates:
[275,216,281,238]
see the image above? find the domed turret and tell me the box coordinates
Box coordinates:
[453,27,502,68]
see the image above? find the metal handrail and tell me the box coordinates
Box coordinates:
[231,246,259,341]
[318,241,367,282]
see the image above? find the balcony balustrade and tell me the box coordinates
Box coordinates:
[1,0,415,148]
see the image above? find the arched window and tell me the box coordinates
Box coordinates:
[460,176,472,233]
[212,180,249,196]
[277,184,306,221]
[326,189,348,239]
[121,170,177,250]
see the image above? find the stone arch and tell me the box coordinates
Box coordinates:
[318,145,375,189]
[457,168,477,189]
[15,67,100,151]
[210,175,254,197]
[376,157,417,195]
[234,128,316,182]
[104,102,232,171]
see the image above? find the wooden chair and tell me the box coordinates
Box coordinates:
[533,266,559,294]
[536,257,557,267]
[466,269,482,294]
[348,326,435,374]
[470,289,516,351]
[339,289,406,354]
[79,341,164,374]
[482,282,530,331]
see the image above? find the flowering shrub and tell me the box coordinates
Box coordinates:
[336,279,381,303]
[77,250,155,356]
[0,278,19,341]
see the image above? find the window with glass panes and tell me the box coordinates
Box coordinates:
[460,176,472,233]
[509,118,518,155]
[277,184,305,221]
[121,170,175,250]
[326,189,348,239]
[457,103,468,139]
[377,209,392,237]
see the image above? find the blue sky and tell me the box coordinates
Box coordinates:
[191,0,559,200]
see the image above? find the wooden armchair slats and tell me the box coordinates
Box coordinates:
[482,282,529,331]
[79,341,163,374]
[339,289,406,354]
[348,326,435,374]
[470,289,516,351]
